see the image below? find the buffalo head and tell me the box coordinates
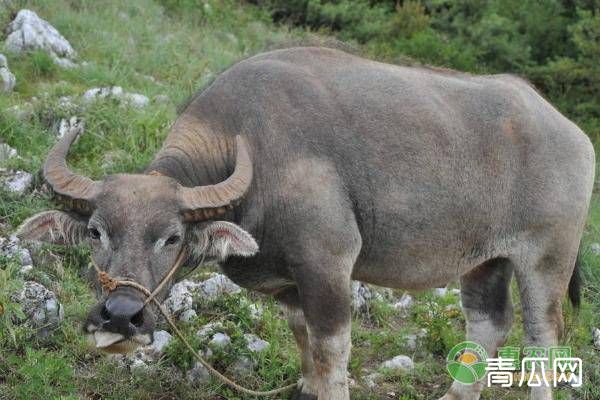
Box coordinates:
[16,124,258,353]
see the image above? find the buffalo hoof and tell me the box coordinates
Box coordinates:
[291,388,317,400]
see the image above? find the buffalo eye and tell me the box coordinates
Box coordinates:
[88,227,101,240]
[165,234,180,246]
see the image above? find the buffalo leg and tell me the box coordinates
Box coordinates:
[514,247,577,400]
[441,258,514,400]
[298,270,353,400]
[293,238,359,400]
[285,304,319,399]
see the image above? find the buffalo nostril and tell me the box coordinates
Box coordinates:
[131,310,144,328]
[101,305,111,322]
[101,289,146,336]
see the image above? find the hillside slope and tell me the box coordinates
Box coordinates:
[0,1,598,399]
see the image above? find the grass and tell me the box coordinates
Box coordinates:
[0,1,598,399]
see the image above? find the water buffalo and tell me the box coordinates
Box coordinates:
[17,47,594,400]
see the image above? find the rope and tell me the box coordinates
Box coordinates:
[90,247,297,397]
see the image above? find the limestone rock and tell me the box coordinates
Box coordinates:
[381,355,414,372]
[5,10,76,67]
[179,308,197,323]
[0,54,16,92]
[2,170,32,194]
[0,235,33,267]
[196,322,224,338]
[248,303,264,320]
[11,281,64,336]
[364,372,383,389]
[209,332,231,349]
[82,86,149,108]
[149,330,172,355]
[0,143,18,161]
[351,281,372,311]
[393,293,414,312]
[198,273,241,300]
[164,279,200,316]
[404,329,427,351]
[186,361,211,385]
[244,333,269,353]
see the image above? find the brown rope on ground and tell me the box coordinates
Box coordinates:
[91,247,297,397]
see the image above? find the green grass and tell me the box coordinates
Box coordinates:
[0,1,599,399]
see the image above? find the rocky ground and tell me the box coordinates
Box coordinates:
[1,2,598,400]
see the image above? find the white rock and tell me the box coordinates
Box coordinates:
[381,355,414,372]
[150,330,172,354]
[209,332,231,348]
[115,351,152,369]
[82,86,121,102]
[593,328,600,350]
[244,333,269,353]
[202,347,213,359]
[404,329,427,351]
[364,372,383,389]
[0,143,18,161]
[248,303,264,320]
[590,243,600,255]
[198,273,241,300]
[123,92,149,108]
[404,334,418,351]
[0,55,16,92]
[82,86,148,108]
[5,10,76,67]
[179,308,197,322]
[57,96,76,112]
[393,293,414,311]
[351,281,372,311]
[52,56,77,69]
[0,235,33,266]
[19,247,33,266]
[10,281,64,335]
[186,361,211,385]
[3,170,33,194]
[19,264,33,275]
[164,279,200,315]
[196,322,224,338]
[433,287,448,297]
[130,358,148,371]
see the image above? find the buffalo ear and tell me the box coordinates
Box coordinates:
[193,221,258,261]
[16,210,88,245]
